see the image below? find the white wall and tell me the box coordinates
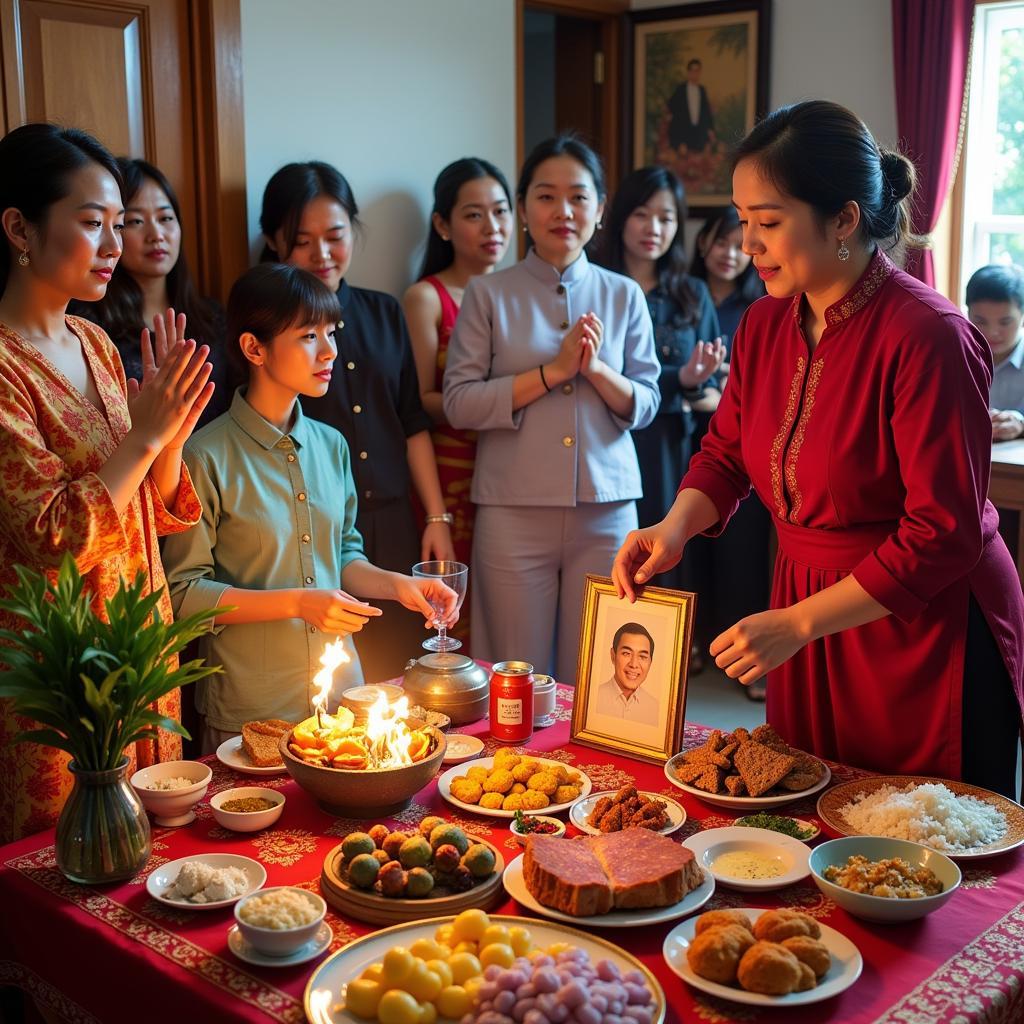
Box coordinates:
[240,0,516,298]
[630,0,897,144]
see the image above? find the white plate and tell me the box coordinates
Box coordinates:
[216,735,287,776]
[146,853,267,910]
[570,790,687,837]
[665,752,831,810]
[663,907,863,1007]
[441,734,485,765]
[733,815,821,843]
[305,914,666,1024]
[502,854,714,928]
[438,756,592,818]
[682,826,811,891]
[228,922,333,967]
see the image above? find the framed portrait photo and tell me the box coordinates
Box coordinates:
[625,0,772,214]
[570,575,695,764]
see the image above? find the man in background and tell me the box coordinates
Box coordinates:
[667,58,716,154]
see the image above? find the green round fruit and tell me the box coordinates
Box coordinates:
[461,843,496,879]
[429,824,469,855]
[347,853,380,889]
[341,831,376,860]
[399,835,433,869]
[405,866,435,898]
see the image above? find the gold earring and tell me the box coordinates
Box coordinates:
[440,235,450,242]
[18,250,29,267]
[837,238,851,262]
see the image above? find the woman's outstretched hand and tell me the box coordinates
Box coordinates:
[710,608,810,685]
[611,520,686,602]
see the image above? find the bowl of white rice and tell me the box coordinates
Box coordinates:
[234,886,326,956]
[130,760,212,827]
[810,836,961,922]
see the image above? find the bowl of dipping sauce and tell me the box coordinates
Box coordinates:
[809,836,961,923]
[234,886,326,957]
[210,787,285,832]
[683,826,811,891]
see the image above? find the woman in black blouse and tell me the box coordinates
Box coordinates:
[260,161,454,682]
[71,158,230,426]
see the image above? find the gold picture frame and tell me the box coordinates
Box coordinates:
[570,574,695,764]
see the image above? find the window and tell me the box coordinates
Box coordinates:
[961,1,1024,286]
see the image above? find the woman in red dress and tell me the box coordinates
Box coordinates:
[404,159,513,647]
[613,101,1024,798]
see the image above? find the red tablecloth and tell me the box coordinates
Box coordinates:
[2,685,1023,1024]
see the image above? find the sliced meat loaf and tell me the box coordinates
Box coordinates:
[522,835,613,916]
[589,829,702,909]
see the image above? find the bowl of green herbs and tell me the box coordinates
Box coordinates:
[734,813,820,842]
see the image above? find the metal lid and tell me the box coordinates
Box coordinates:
[492,661,534,675]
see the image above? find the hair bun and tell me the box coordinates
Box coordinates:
[880,150,915,202]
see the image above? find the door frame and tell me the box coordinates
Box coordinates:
[0,0,247,301]
[516,0,626,200]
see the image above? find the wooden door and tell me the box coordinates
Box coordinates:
[0,0,247,301]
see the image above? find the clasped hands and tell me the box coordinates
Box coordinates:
[547,312,605,385]
[126,308,214,452]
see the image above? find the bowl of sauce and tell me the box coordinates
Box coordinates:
[682,826,811,891]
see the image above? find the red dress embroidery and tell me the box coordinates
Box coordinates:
[682,250,1024,778]
[0,317,203,842]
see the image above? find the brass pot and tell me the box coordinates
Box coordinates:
[279,721,446,817]
[402,653,490,725]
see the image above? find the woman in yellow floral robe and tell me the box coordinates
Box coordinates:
[0,124,211,843]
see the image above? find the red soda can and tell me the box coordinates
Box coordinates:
[489,661,535,743]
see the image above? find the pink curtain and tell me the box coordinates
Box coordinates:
[891,0,974,287]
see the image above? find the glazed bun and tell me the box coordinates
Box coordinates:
[880,150,915,202]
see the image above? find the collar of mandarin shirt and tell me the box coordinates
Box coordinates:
[228,387,309,451]
[523,246,593,286]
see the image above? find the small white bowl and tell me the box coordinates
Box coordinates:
[210,787,285,832]
[683,826,810,891]
[234,886,327,957]
[509,814,567,845]
[130,760,212,827]
[809,836,961,923]
[441,734,485,765]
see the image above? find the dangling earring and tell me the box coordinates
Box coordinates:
[837,238,851,262]
[18,249,29,267]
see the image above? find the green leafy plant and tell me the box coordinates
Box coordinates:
[0,555,222,771]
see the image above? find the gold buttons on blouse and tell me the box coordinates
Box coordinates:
[301,534,310,543]
[562,436,575,447]
[560,320,569,330]
[562,383,573,395]
[287,454,296,462]
[305,576,314,585]
[310,626,317,633]
[297,492,306,501]
[359,451,368,460]
[353,404,362,414]
[347,361,355,370]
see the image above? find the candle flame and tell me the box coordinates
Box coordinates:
[312,638,350,715]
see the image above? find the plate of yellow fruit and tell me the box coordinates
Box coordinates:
[436,751,592,818]
[303,909,666,1024]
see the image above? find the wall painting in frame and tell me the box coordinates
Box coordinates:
[627,1,772,214]
[570,575,694,765]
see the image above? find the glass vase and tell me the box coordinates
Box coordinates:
[56,757,151,884]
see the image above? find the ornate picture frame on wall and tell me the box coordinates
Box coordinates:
[570,574,694,765]
[624,0,772,214]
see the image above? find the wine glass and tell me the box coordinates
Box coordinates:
[411,560,468,652]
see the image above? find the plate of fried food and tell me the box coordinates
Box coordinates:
[216,719,294,776]
[437,750,592,818]
[665,725,830,810]
[570,786,686,837]
[663,907,862,1007]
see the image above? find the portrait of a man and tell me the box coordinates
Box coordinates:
[592,621,660,728]
[666,58,716,155]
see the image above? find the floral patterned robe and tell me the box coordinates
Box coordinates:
[0,316,202,843]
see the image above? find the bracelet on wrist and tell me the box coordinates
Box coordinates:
[539,364,552,392]
[425,513,454,525]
